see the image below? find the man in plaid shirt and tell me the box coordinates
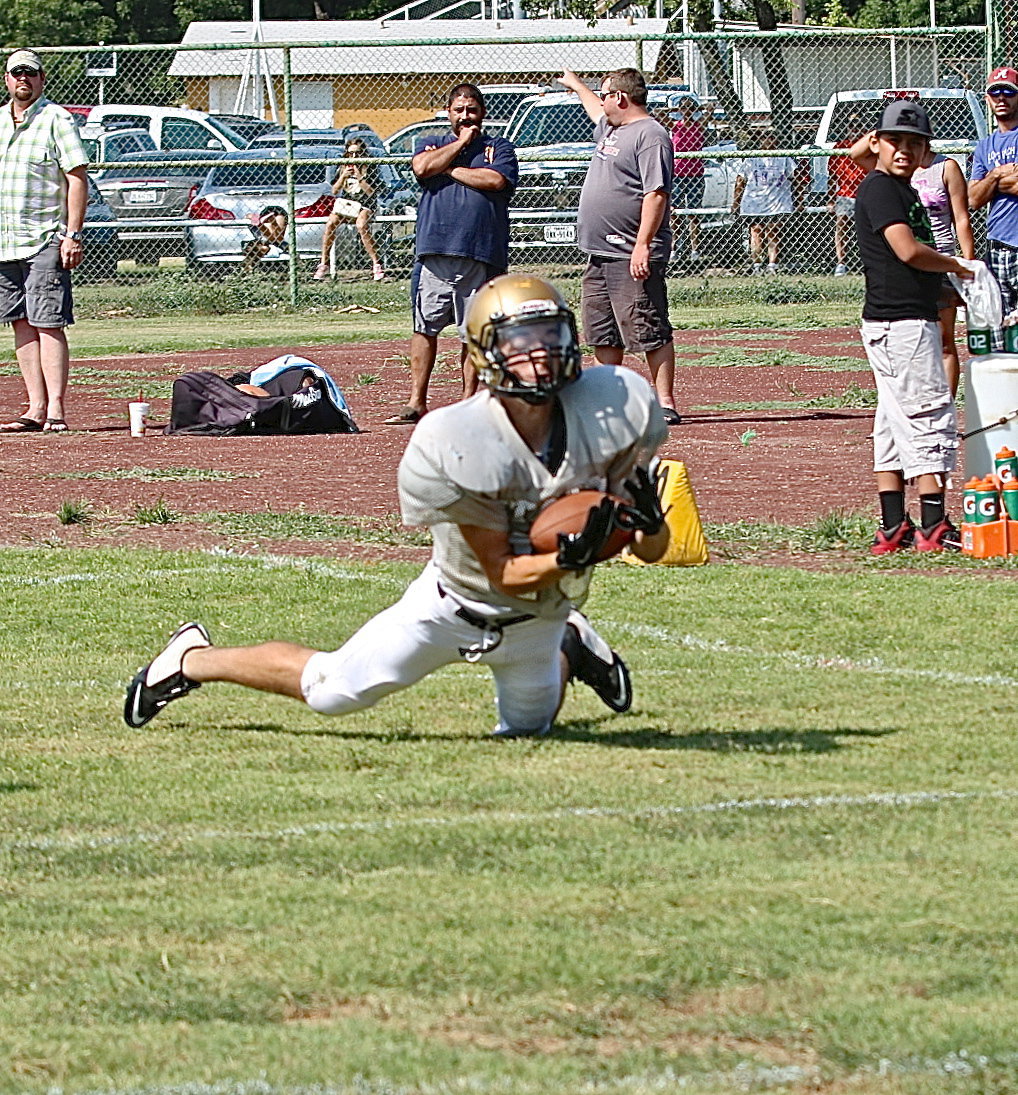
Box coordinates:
[0,49,88,433]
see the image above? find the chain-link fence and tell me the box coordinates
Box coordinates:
[32,22,988,297]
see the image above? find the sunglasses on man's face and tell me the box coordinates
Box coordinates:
[9,67,39,78]
[989,87,1018,98]
[597,89,622,102]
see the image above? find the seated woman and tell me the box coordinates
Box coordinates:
[314,137,385,282]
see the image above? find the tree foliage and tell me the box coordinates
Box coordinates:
[0,0,987,49]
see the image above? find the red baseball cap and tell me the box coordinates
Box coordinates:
[987,66,1018,91]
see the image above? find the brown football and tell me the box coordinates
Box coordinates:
[528,490,634,560]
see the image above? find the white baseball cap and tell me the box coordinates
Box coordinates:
[6,49,43,74]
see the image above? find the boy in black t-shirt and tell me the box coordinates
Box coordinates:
[855,101,973,553]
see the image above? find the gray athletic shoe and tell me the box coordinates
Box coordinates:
[124,622,211,728]
[561,610,632,713]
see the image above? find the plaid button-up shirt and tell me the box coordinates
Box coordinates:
[0,96,88,261]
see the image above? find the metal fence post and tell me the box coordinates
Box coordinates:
[283,46,298,308]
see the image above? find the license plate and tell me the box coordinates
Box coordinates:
[544,224,575,243]
[124,190,159,204]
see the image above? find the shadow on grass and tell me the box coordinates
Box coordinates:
[210,721,894,752]
[692,410,870,425]
[0,781,38,793]
[227,721,482,743]
[557,723,895,753]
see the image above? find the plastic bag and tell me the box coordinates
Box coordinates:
[950,258,1003,329]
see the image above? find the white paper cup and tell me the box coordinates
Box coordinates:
[128,401,151,437]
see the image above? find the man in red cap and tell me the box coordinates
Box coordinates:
[970,66,1018,317]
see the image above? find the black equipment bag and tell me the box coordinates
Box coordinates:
[165,367,359,436]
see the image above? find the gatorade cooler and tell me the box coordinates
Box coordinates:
[964,354,1018,478]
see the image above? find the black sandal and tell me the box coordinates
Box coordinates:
[0,416,43,433]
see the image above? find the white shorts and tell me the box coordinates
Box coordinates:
[300,562,568,735]
[861,319,958,479]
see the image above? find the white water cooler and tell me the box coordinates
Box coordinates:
[963,353,1018,478]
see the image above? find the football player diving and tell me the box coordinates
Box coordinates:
[125,274,670,739]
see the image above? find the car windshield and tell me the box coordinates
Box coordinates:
[509,103,595,147]
[829,97,979,142]
[389,124,448,155]
[483,91,540,121]
[204,115,248,146]
[231,121,280,142]
[208,162,328,188]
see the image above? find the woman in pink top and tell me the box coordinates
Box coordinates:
[670,96,706,263]
[851,132,973,395]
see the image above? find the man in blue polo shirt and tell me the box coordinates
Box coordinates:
[970,65,1018,319]
[384,83,518,425]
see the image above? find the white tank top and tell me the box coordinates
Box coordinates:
[911,156,956,255]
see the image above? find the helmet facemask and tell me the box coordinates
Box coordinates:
[478,311,581,404]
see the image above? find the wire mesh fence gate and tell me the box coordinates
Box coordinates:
[31,22,989,300]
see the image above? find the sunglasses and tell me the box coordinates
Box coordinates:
[988,87,1018,98]
[597,89,621,102]
[8,66,39,78]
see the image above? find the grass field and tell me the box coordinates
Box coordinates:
[23,272,864,359]
[3,546,1018,1094]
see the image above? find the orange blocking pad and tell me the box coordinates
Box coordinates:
[960,519,1018,558]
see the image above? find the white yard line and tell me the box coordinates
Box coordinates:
[6,787,1016,855]
[38,1048,1018,1095]
[613,622,1018,689]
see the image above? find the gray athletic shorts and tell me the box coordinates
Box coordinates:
[835,196,855,218]
[0,237,73,329]
[861,318,958,479]
[411,255,499,339]
[581,256,673,353]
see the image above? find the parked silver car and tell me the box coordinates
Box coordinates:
[184,146,416,273]
[95,149,225,263]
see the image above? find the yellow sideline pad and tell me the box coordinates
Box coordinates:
[623,459,709,567]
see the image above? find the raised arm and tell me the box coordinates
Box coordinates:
[847,131,877,171]
[556,69,604,124]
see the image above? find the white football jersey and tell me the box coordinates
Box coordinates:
[398,365,667,618]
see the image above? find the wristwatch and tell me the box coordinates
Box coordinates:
[62,230,83,242]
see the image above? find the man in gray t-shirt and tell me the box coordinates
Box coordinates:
[558,67,679,424]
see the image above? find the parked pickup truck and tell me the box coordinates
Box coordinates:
[504,90,740,263]
[806,86,988,197]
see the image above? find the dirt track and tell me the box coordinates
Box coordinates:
[0,328,896,559]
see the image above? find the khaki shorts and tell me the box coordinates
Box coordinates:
[861,318,958,479]
[0,237,73,329]
[581,256,672,353]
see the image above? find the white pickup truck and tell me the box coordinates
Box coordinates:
[807,87,988,197]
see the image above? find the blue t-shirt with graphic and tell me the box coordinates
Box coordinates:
[414,131,519,270]
[972,128,1018,247]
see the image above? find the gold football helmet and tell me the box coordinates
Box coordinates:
[465,274,581,403]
